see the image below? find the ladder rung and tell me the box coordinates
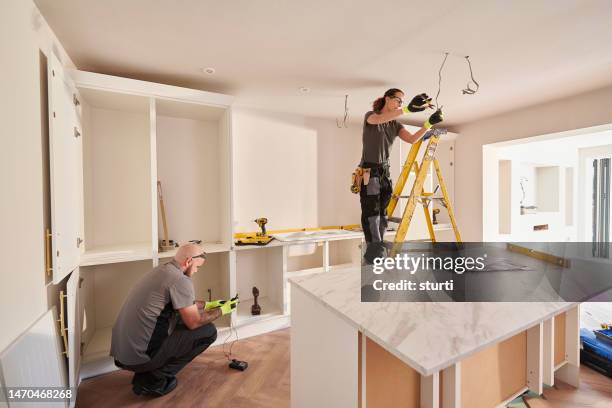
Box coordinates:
[388,217,402,224]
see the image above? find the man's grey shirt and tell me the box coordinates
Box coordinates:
[361,111,403,164]
[110,260,195,365]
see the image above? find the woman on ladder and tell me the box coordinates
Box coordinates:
[360,88,443,263]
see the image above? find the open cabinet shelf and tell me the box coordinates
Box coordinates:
[155,98,232,252]
[79,88,154,264]
[234,246,285,325]
[80,242,153,266]
[79,260,153,378]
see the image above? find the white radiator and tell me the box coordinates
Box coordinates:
[0,309,68,407]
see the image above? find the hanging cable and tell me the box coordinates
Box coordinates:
[435,52,449,109]
[336,94,349,128]
[462,56,480,95]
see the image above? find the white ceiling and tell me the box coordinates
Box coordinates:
[35,0,612,127]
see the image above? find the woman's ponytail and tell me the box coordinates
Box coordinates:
[372,97,385,112]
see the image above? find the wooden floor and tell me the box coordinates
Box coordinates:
[77,328,611,408]
[525,366,612,407]
[77,328,291,408]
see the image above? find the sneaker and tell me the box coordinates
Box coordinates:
[133,377,177,397]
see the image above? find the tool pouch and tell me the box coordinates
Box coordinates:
[350,167,363,194]
[350,167,370,194]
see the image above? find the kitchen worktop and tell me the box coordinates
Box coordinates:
[290,267,575,376]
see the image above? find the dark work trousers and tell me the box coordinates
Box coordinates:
[115,323,217,390]
[360,164,393,263]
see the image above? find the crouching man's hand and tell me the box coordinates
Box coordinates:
[219,297,240,315]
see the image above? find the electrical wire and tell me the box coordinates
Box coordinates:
[435,52,449,109]
[462,56,480,95]
[222,319,239,360]
[336,94,349,128]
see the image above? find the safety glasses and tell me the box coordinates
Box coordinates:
[191,252,207,260]
[390,96,403,105]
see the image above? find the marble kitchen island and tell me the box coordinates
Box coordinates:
[290,267,580,408]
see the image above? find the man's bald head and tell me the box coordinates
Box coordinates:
[175,243,204,264]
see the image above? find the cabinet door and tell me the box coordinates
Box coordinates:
[66,268,82,403]
[48,54,82,283]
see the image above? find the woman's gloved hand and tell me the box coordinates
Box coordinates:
[402,93,433,113]
[424,108,444,129]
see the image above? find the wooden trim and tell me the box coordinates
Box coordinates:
[421,372,440,408]
[543,317,555,386]
[556,305,580,387]
[526,323,543,395]
[554,312,566,366]
[69,69,234,107]
[323,241,330,272]
[442,363,461,408]
[358,332,362,408]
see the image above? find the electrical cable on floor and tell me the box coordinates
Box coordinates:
[222,319,240,361]
[435,52,449,109]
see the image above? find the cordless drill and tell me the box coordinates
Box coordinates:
[254,218,268,236]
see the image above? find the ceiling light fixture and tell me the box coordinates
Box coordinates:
[299,87,310,93]
[201,67,216,75]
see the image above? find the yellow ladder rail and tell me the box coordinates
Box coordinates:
[386,128,461,246]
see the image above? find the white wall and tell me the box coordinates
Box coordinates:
[231,108,364,233]
[306,117,362,227]
[0,0,74,352]
[455,85,612,241]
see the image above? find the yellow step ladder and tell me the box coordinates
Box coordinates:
[386,128,462,244]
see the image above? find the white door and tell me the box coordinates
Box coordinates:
[66,268,82,405]
[48,54,82,283]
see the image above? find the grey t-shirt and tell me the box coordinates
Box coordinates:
[110,260,195,365]
[361,111,403,164]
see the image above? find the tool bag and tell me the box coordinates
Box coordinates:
[350,167,370,194]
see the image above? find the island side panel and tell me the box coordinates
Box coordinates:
[461,331,528,408]
[290,284,358,408]
[365,337,421,408]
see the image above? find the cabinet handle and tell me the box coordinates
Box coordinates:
[57,291,68,356]
[45,229,53,276]
[74,127,81,138]
[73,94,80,106]
[77,237,83,248]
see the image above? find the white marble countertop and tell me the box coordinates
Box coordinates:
[290,267,575,376]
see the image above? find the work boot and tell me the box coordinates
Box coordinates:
[133,376,177,397]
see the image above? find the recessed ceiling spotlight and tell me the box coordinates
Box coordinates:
[299,87,310,93]
[201,67,216,75]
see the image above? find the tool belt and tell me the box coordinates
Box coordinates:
[350,162,389,194]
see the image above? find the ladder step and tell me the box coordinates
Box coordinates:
[388,217,402,224]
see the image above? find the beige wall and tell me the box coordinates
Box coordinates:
[0,0,74,351]
[454,85,612,241]
[231,108,363,233]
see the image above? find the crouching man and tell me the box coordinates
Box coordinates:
[110,243,238,396]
